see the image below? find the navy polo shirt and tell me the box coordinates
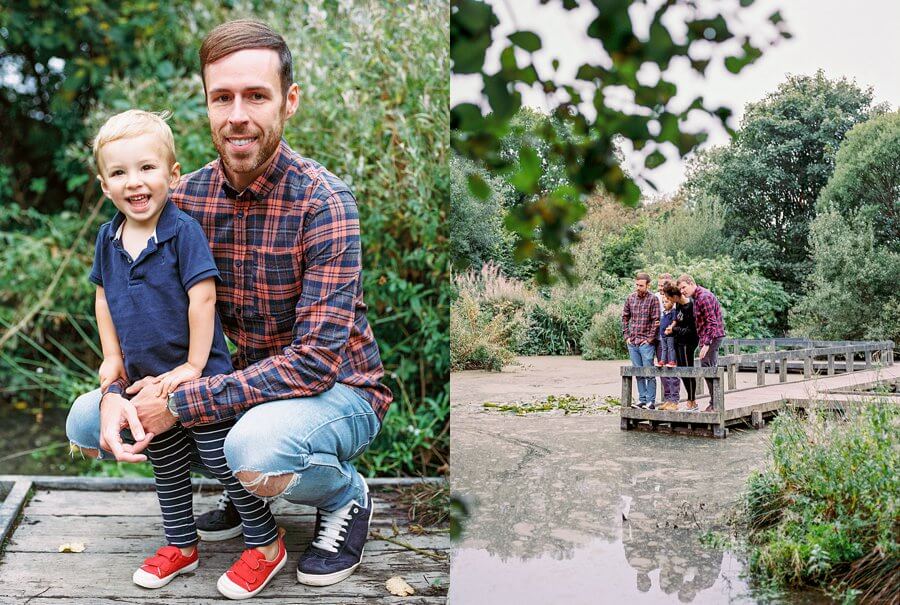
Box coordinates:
[90,199,233,384]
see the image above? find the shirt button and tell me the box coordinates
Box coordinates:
[236,211,244,219]
[235,260,242,267]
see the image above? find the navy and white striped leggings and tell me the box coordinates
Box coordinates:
[146,421,278,548]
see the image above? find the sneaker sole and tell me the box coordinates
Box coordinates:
[133,559,199,589]
[296,501,374,587]
[217,553,287,600]
[198,525,243,542]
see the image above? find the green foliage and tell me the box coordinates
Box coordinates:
[791,211,900,343]
[1,1,448,478]
[744,406,899,602]
[581,303,629,361]
[449,291,517,372]
[451,0,789,280]
[597,223,646,278]
[449,154,513,272]
[639,196,729,265]
[817,111,900,249]
[643,257,790,338]
[684,71,879,291]
[518,282,614,356]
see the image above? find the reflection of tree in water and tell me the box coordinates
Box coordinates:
[458,430,620,562]
[622,475,724,602]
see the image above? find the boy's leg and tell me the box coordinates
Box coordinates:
[65,387,214,477]
[145,426,198,547]
[189,421,278,548]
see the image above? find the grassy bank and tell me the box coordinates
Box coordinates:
[743,403,899,603]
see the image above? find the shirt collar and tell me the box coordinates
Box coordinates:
[216,139,291,201]
[108,198,178,243]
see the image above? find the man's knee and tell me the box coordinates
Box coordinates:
[70,445,101,459]
[66,389,102,455]
[234,471,294,498]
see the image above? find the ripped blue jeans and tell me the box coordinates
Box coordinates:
[65,383,381,512]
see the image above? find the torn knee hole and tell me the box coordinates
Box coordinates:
[69,443,100,459]
[234,471,294,498]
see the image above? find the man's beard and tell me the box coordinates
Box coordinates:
[212,118,284,182]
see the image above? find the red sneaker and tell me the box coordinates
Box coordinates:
[217,530,287,600]
[133,545,199,588]
[666,361,677,368]
[653,360,664,367]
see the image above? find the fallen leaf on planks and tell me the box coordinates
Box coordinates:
[58,542,86,553]
[385,575,415,596]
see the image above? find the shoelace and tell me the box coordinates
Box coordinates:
[215,492,232,511]
[311,504,354,553]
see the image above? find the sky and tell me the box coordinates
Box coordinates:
[451,0,900,196]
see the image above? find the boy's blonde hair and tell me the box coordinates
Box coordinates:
[93,110,176,175]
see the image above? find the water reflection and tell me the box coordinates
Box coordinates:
[450,412,791,603]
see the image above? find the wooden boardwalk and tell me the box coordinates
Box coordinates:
[0,476,448,604]
[620,339,897,438]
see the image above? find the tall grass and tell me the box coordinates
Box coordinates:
[744,403,899,603]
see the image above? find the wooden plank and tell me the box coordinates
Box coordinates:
[0,597,447,605]
[0,476,439,492]
[827,355,835,375]
[0,550,447,601]
[0,480,32,546]
[779,358,787,382]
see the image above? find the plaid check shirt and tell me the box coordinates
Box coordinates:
[692,286,726,346]
[622,290,660,344]
[158,141,392,426]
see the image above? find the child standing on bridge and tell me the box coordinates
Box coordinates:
[69,110,285,598]
[657,296,681,410]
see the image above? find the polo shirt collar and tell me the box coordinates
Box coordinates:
[108,198,178,244]
[216,139,291,201]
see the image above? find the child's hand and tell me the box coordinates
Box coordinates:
[99,356,127,390]
[156,363,202,397]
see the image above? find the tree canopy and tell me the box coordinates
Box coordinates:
[684,71,879,290]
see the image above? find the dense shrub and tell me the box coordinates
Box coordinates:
[791,211,900,343]
[744,405,899,602]
[580,303,629,360]
[449,292,518,372]
[639,196,729,265]
[449,154,512,271]
[517,281,616,356]
[1,1,448,477]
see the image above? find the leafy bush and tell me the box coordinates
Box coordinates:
[580,303,629,360]
[450,154,512,272]
[639,196,729,265]
[642,256,790,338]
[791,211,900,343]
[1,1,448,478]
[449,292,518,372]
[518,281,618,355]
[744,405,899,602]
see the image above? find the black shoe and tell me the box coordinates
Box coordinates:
[296,480,373,586]
[196,492,243,541]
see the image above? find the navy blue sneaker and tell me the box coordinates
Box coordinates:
[296,481,373,586]
[196,492,243,541]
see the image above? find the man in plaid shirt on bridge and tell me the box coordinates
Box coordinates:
[622,272,661,408]
[677,274,726,412]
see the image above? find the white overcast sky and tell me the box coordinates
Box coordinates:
[451,0,900,196]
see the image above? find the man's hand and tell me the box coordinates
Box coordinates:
[99,393,154,463]
[128,377,179,436]
[664,326,673,335]
[699,345,710,360]
[98,355,126,391]
[154,363,202,397]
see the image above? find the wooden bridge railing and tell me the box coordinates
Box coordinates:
[716,340,894,391]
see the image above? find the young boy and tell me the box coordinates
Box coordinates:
[656,295,681,410]
[89,110,285,599]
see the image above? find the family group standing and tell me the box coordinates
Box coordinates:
[622,272,726,412]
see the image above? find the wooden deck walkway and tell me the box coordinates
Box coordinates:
[620,339,897,438]
[0,476,448,604]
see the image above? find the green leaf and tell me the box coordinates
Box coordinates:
[467,173,491,200]
[510,145,542,194]
[483,74,519,119]
[645,150,666,169]
[508,31,542,52]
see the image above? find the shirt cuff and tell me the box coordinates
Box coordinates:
[170,378,212,427]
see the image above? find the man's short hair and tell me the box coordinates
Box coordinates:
[92,110,176,175]
[664,284,681,298]
[677,274,696,286]
[658,273,673,281]
[200,19,293,101]
[635,272,651,283]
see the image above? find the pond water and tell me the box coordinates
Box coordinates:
[450,361,830,604]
